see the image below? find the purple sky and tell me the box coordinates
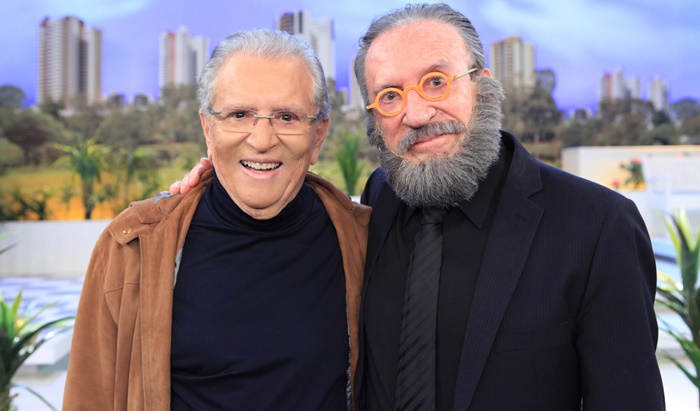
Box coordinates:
[1,0,698,113]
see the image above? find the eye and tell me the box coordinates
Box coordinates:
[229,110,251,120]
[276,112,300,123]
[379,90,400,103]
[425,75,446,89]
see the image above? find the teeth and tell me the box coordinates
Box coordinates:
[241,161,281,171]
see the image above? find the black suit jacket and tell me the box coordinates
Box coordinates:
[356,132,664,410]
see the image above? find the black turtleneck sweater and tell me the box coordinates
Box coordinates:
[171,172,348,410]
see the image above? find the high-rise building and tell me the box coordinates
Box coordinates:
[626,77,641,100]
[489,36,535,96]
[276,11,335,82]
[600,69,647,103]
[159,26,209,90]
[37,16,102,110]
[649,76,669,112]
[600,69,629,101]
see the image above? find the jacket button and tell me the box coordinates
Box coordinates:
[122,229,132,234]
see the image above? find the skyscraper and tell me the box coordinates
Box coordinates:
[276,11,335,82]
[649,76,669,112]
[37,16,102,110]
[489,36,535,96]
[159,26,209,90]
[599,69,645,102]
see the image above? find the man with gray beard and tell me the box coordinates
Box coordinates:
[171,4,664,410]
[355,3,664,411]
[370,75,505,208]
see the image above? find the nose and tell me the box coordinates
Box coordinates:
[402,89,436,128]
[247,116,278,152]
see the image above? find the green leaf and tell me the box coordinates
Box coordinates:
[12,383,60,411]
[0,301,14,342]
[15,300,56,335]
[661,326,700,388]
[656,209,700,392]
[8,292,22,341]
[8,318,73,378]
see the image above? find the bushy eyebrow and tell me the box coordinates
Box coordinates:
[216,103,309,114]
[371,60,455,94]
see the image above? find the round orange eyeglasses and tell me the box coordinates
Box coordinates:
[365,68,477,117]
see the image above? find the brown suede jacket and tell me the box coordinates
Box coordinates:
[62,172,371,410]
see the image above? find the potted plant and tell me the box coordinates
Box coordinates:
[0,232,74,411]
[656,209,700,407]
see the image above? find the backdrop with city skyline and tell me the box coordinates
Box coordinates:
[1,0,698,113]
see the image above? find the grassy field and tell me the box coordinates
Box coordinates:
[0,164,192,220]
[1,138,563,220]
[0,159,372,220]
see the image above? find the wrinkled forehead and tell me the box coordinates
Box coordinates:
[213,53,316,111]
[365,21,471,85]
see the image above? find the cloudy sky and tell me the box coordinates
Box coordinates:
[0,0,698,113]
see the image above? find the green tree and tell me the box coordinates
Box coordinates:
[0,85,25,109]
[38,98,63,119]
[521,86,562,145]
[672,99,700,120]
[7,188,53,220]
[502,86,561,146]
[118,147,161,208]
[326,78,346,141]
[652,110,672,127]
[335,129,365,196]
[681,115,700,140]
[598,98,653,124]
[595,99,652,146]
[156,85,202,145]
[54,135,111,220]
[159,84,198,110]
[501,93,525,137]
[3,110,60,165]
[561,120,603,147]
[644,123,680,145]
[100,109,158,148]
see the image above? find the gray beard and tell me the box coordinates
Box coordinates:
[368,76,506,208]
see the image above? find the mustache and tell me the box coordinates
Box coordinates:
[396,120,469,155]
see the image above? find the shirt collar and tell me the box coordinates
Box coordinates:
[456,143,507,229]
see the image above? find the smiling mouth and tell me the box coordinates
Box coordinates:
[241,160,281,171]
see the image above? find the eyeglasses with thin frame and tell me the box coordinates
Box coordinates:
[365,68,478,117]
[207,107,322,136]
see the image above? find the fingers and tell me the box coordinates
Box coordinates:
[186,163,204,187]
[199,157,214,169]
[169,180,182,195]
[168,157,212,196]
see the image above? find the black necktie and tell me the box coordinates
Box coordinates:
[394,208,447,411]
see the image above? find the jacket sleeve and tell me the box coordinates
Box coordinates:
[62,230,118,410]
[576,197,665,409]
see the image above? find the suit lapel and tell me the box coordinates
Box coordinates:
[452,133,544,410]
[356,170,402,402]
